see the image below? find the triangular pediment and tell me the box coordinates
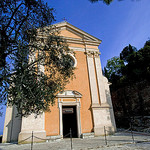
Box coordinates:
[54,21,101,46]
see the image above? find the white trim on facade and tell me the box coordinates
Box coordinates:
[69,46,100,53]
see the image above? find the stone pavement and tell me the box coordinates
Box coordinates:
[0,132,150,150]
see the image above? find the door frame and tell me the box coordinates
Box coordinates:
[58,98,81,138]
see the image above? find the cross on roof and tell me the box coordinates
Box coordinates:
[63,17,67,22]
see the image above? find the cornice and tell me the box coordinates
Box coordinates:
[69,46,100,52]
[63,37,101,46]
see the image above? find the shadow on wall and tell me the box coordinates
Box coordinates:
[105,89,112,107]
[104,78,116,131]
[6,120,12,142]
[3,106,22,143]
[105,126,116,135]
[0,135,2,143]
[88,106,94,132]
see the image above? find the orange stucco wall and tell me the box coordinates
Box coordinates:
[45,101,60,136]
[45,28,99,136]
[60,30,82,39]
[45,51,94,135]
[65,51,94,133]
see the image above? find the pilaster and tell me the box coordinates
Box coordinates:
[86,51,100,105]
[94,53,109,106]
[86,50,116,136]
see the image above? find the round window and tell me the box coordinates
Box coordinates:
[69,56,75,67]
[68,54,77,67]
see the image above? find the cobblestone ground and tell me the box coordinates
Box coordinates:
[0,132,150,150]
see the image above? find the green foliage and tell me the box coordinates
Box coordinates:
[0,0,74,116]
[121,43,150,83]
[104,56,124,82]
[89,0,139,5]
[105,42,150,87]
[120,44,137,64]
[104,41,150,127]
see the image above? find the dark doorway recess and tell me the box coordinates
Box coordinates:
[62,106,78,138]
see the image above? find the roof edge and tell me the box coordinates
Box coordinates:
[53,21,102,44]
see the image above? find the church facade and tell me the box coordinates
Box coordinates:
[3,22,116,143]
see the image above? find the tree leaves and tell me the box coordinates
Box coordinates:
[104,41,150,87]
[0,0,74,116]
[89,0,113,5]
[104,40,150,127]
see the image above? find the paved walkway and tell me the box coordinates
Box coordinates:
[0,132,150,150]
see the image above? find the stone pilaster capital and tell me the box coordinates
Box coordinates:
[84,51,94,57]
[94,51,101,58]
[85,51,101,58]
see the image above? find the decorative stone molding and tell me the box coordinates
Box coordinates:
[84,51,94,57]
[94,51,101,58]
[69,46,99,52]
[84,51,101,57]
[91,103,101,108]
[57,90,82,98]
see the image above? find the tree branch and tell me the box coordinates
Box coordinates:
[4,2,25,32]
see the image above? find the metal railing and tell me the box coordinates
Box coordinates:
[17,126,150,150]
[18,128,74,150]
[103,125,150,146]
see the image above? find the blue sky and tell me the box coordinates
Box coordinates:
[44,0,150,67]
[0,0,150,135]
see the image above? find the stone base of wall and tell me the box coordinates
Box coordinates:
[94,126,116,136]
[81,132,94,139]
[18,130,46,144]
[46,135,63,141]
